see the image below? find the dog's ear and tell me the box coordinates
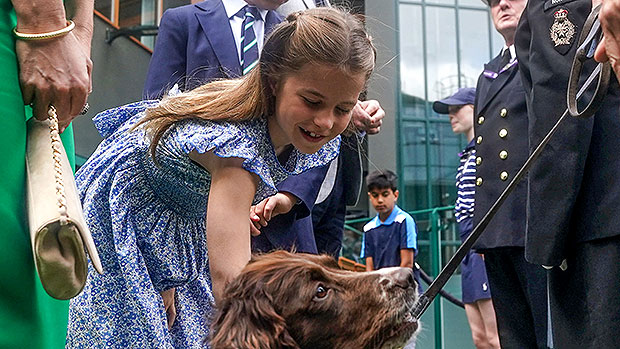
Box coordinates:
[210,287,300,349]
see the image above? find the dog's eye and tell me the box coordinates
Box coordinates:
[314,285,329,300]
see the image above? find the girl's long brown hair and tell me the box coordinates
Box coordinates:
[140,7,376,159]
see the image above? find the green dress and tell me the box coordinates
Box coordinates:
[0,1,75,347]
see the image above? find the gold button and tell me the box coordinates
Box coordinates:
[476,177,483,186]
[500,108,507,117]
[500,171,508,181]
[477,136,483,144]
[476,156,482,165]
[499,150,508,160]
[499,128,508,138]
[478,116,485,125]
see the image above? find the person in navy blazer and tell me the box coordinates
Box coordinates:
[143,0,283,99]
[472,0,547,347]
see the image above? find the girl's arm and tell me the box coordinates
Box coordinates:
[190,150,258,302]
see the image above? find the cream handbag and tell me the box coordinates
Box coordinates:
[25,106,103,300]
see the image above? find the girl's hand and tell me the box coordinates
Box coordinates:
[160,287,176,329]
[249,192,298,236]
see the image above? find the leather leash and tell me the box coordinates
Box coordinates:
[412,5,610,320]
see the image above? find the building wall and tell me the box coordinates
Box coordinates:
[365,0,503,213]
[73,15,152,161]
[365,0,399,177]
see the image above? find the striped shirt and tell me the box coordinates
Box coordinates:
[455,140,476,224]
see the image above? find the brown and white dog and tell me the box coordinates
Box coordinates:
[210,251,419,349]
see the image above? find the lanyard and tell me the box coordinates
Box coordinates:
[483,59,518,80]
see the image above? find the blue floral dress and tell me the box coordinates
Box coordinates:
[66,101,340,348]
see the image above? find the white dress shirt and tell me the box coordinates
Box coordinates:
[223,0,269,64]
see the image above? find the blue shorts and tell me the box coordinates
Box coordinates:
[461,250,491,304]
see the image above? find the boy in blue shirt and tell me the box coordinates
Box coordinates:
[361,170,421,291]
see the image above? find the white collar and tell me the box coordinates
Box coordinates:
[501,45,516,61]
[223,0,268,21]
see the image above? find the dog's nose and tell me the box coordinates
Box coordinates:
[383,267,415,289]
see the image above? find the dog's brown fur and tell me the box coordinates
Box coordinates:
[210,251,419,349]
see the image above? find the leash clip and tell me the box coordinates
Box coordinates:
[567,4,611,119]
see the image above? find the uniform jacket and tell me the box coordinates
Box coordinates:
[311,134,364,257]
[142,0,282,99]
[516,0,620,265]
[472,51,529,250]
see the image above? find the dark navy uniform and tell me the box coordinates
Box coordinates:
[312,134,364,257]
[516,0,620,346]
[251,133,364,256]
[473,47,548,348]
[251,165,329,254]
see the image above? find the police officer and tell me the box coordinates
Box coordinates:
[516,0,620,347]
[473,0,548,347]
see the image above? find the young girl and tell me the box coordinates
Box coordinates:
[66,7,376,348]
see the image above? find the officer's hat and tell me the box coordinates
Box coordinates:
[432,87,476,114]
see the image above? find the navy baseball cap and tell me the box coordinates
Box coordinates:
[432,87,476,114]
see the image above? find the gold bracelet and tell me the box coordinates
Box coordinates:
[13,20,75,41]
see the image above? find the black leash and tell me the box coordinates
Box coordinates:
[412,5,610,320]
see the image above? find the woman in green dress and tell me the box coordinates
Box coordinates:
[0,0,92,346]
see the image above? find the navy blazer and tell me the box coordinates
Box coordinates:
[472,52,529,251]
[516,0,620,265]
[143,0,282,99]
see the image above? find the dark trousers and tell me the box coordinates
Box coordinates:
[549,235,620,348]
[484,247,548,349]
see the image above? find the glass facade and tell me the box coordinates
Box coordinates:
[398,0,504,211]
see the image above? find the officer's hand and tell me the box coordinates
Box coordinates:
[352,100,385,135]
[594,0,620,81]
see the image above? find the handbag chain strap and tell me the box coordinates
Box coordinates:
[47,106,69,226]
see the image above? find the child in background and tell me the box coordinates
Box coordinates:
[361,170,421,292]
[67,8,376,348]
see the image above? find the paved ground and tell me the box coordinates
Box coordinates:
[414,276,475,349]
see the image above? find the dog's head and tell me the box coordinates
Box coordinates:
[210,251,419,349]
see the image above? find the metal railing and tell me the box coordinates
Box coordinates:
[343,205,459,349]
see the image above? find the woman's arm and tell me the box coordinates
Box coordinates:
[64,0,94,53]
[191,151,258,302]
[11,0,93,129]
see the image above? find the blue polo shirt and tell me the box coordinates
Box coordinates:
[360,205,418,269]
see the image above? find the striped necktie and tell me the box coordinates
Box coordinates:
[499,48,512,71]
[239,6,260,75]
